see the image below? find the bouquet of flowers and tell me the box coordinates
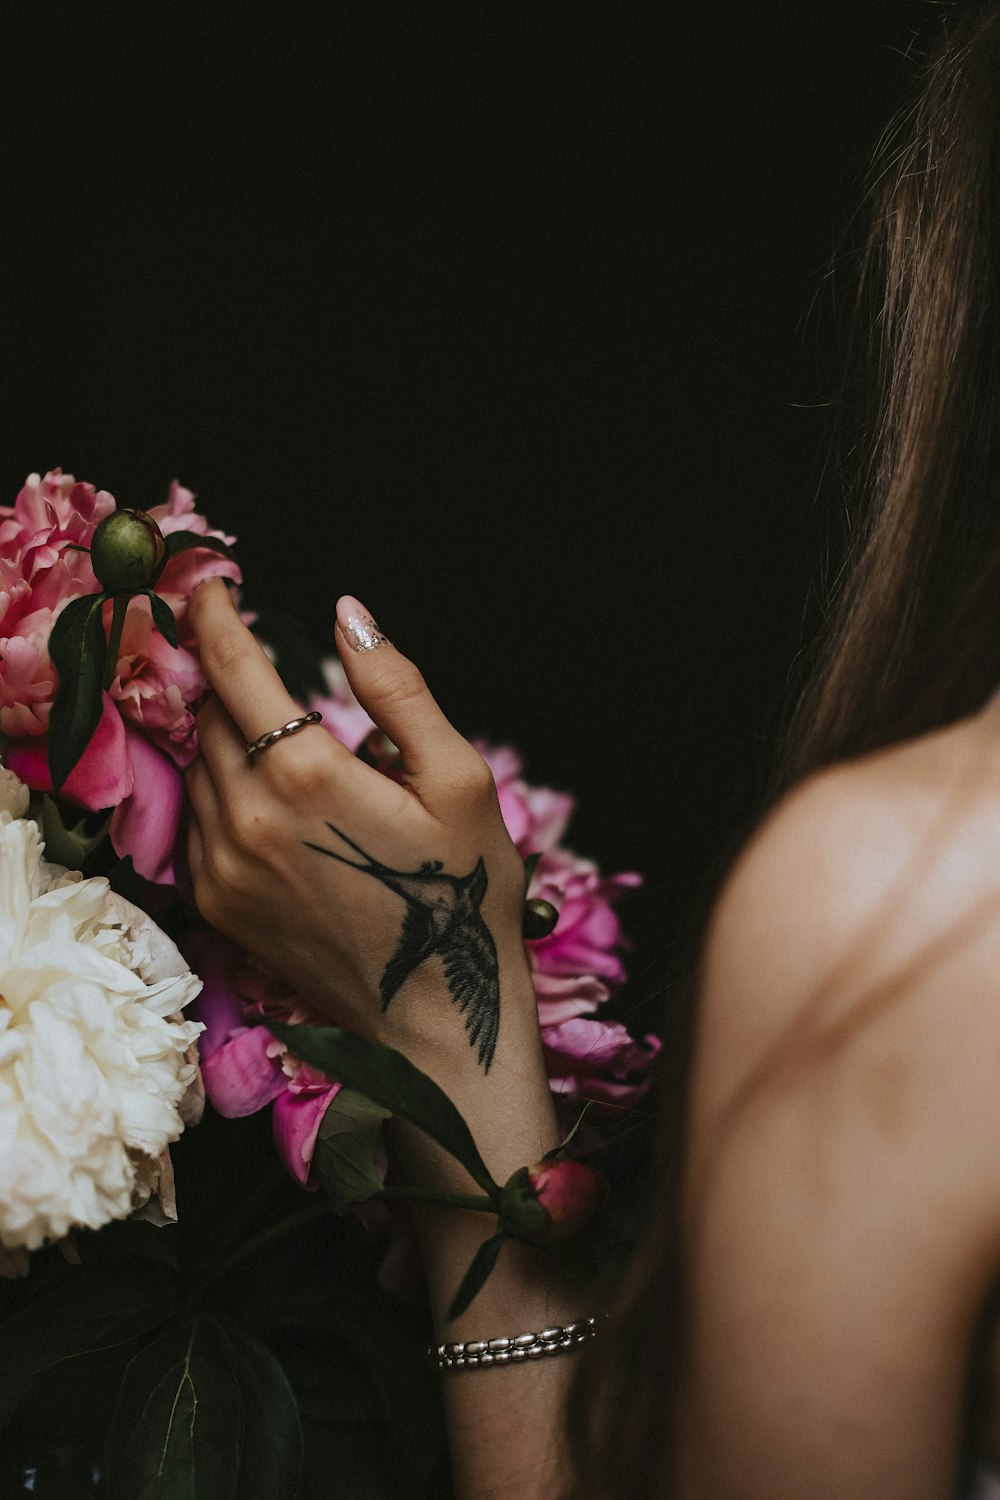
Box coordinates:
[0,471,659,1499]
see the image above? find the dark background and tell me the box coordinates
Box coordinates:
[1,1,932,1030]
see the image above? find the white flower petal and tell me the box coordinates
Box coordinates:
[0,771,204,1252]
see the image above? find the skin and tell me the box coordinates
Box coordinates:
[675,695,1000,1498]
[185,579,586,1500]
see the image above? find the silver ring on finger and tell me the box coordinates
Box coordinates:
[244,711,324,765]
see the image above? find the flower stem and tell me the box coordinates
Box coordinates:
[103,594,130,690]
[189,1199,336,1304]
[377,1185,496,1213]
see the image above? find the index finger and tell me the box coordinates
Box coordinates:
[188,578,304,744]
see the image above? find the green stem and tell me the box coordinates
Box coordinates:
[103,594,130,689]
[189,1199,335,1304]
[377,1185,496,1213]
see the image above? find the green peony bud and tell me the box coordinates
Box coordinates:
[522,897,559,941]
[89,509,167,592]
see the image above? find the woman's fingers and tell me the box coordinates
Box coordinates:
[334,596,485,797]
[189,579,313,746]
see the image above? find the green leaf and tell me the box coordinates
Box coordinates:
[104,1313,242,1500]
[143,590,179,649]
[105,1312,302,1499]
[40,795,111,870]
[523,851,542,884]
[47,593,108,792]
[541,1101,594,1161]
[249,610,326,702]
[268,1024,499,1198]
[161,531,235,565]
[0,1262,177,1431]
[315,1088,391,1215]
[446,1230,508,1322]
[214,1317,302,1497]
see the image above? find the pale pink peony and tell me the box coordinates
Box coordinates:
[306,656,377,753]
[0,472,109,740]
[0,470,240,882]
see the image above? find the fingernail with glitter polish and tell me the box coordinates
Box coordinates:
[337,596,388,652]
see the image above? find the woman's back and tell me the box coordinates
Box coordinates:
[676,697,1000,1498]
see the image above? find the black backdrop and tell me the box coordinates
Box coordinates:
[1,2,930,1028]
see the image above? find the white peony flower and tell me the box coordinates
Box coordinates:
[0,777,203,1254]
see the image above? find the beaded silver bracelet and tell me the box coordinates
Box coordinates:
[430,1316,597,1372]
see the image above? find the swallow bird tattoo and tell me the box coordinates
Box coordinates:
[304,823,501,1071]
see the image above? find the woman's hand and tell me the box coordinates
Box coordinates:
[184,581,530,1073]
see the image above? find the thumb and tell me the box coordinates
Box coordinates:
[334,595,473,789]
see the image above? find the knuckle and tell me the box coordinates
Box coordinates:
[275,737,330,796]
[203,629,253,680]
[448,748,496,802]
[370,660,426,712]
[227,795,273,853]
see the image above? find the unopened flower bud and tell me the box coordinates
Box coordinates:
[89,509,167,592]
[498,1159,607,1247]
[523,897,559,940]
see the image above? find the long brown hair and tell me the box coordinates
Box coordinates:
[568,5,1000,1494]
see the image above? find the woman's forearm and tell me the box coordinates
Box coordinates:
[388,966,595,1500]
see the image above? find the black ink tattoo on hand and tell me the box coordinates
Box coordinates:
[304,823,501,1071]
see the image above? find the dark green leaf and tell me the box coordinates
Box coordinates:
[40,795,111,870]
[315,1088,391,1215]
[144,590,179,649]
[523,851,542,884]
[541,1101,594,1161]
[250,610,326,702]
[0,1263,177,1431]
[104,1313,243,1500]
[161,531,235,564]
[107,1311,302,1499]
[268,1024,499,1198]
[47,593,108,792]
[446,1230,508,1321]
[214,1317,302,1497]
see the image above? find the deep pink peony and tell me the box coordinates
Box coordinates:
[181,928,345,1189]
[0,471,240,882]
[477,742,574,856]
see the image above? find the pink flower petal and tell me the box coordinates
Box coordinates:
[272,1083,341,1188]
[7,693,134,809]
[108,730,184,884]
[180,928,249,1058]
[202,1027,287,1117]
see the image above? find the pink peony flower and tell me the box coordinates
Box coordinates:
[0,470,240,881]
[181,929,343,1189]
[307,657,377,754]
[542,1016,660,1109]
[0,472,110,740]
[478,742,574,855]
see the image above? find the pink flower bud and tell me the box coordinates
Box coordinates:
[498,1158,607,1247]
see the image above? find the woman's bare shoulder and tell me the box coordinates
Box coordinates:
[682,712,1000,1497]
[697,703,1000,1204]
[707,709,1000,1019]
